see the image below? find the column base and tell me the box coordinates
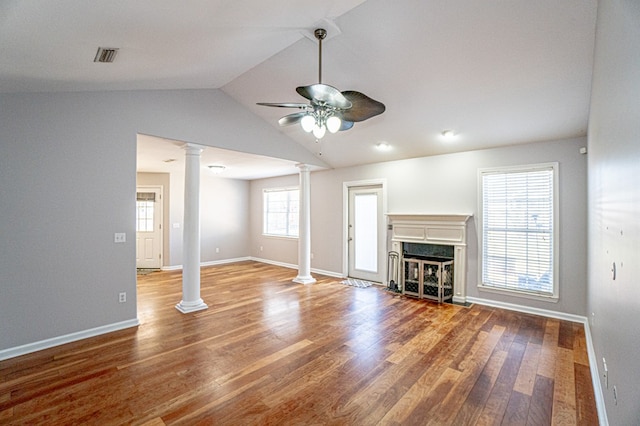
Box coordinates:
[452,296,467,305]
[175,299,208,314]
[293,275,316,285]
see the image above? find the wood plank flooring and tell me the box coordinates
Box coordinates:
[0,261,598,425]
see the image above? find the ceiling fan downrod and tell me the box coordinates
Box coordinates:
[315,28,327,84]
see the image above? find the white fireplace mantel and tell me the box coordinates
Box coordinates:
[387,213,472,304]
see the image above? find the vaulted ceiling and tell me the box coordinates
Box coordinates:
[1,0,598,177]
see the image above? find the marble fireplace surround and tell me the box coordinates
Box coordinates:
[387,214,472,304]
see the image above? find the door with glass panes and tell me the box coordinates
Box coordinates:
[347,185,384,283]
[136,186,162,269]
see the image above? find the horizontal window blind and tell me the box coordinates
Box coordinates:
[481,166,554,295]
[263,188,299,237]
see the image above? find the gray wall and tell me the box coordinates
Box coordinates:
[200,173,250,263]
[250,174,300,266]
[588,0,640,423]
[157,170,251,267]
[251,137,588,316]
[0,89,323,351]
[137,171,250,268]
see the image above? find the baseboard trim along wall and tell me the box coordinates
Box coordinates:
[249,257,344,279]
[161,257,252,271]
[466,296,608,425]
[0,319,140,362]
[162,256,345,279]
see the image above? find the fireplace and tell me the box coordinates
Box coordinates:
[387,214,472,304]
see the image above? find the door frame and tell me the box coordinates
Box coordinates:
[136,184,164,269]
[342,178,388,282]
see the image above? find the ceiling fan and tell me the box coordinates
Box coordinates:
[257,28,385,139]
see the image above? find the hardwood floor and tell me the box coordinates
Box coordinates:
[0,261,598,425]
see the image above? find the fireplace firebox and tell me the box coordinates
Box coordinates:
[402,243,454,302]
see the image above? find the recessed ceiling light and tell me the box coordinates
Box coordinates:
[208,165,226,174]
[441,130,456,140]
[376,142,391,151]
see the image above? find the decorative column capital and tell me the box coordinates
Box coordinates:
[296,163,311,173]
[183,143,205,156]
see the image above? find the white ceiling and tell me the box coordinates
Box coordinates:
[1,0,598,179]
[137,133,322,180]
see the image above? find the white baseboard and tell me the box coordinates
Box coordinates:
[249,257,344,279]
[583,321,609,426]
[201,257,251,267]
[0,318,140,361]
[467,296,608,425]
[161,256,252,271]
[163,257,345,279]
[466,296,586,323]
[310,267,344,279]
[249,256,297,270]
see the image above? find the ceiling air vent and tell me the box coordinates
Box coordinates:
[94,47,119,63]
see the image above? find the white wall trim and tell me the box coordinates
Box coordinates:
[466,296,585,323]
[161,257,252,271]
[163,257,344,279]
[583,321,609,426]
[250,257,344,278]
[310,267,344,279]
[0,319,140,361]
[249,256,297,270]
[467,296,608,425]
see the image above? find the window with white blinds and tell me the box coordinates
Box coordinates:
[263,188,299,238]
[480,163,558,298]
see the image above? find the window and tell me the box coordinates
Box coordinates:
[263,188,299,237]
[136,192,156,232]
[479,163,558,299]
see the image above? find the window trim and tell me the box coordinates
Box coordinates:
[262,187,300,239]
[477,162,559,302]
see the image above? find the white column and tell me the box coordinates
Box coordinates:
[293,164,316,284]
[176,143,208,313]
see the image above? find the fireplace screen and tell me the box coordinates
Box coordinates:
[401,243,454,303]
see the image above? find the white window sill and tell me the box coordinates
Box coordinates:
[262,234,298,240]
[478,284,559,303]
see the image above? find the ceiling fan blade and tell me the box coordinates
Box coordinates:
[256,102,309,109]
[340,91,386,122]
[339,120,355,131]
[278,112,306,126]
[296,84,352,109]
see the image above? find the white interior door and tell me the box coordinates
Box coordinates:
[136,186,162,269]
[348,185,384,283]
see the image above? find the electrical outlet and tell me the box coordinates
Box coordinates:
[613,385,618,405]
[591,312,595,326]
[119,292,126,303]
[260,246,263,251]
[216,247,220,253]
[603,358,608,389]
[114,232,126,243]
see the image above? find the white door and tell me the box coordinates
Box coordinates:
[136,186,162,269]
[348,185,384,283]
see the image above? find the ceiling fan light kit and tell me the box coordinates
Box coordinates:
[258,28,385,139]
